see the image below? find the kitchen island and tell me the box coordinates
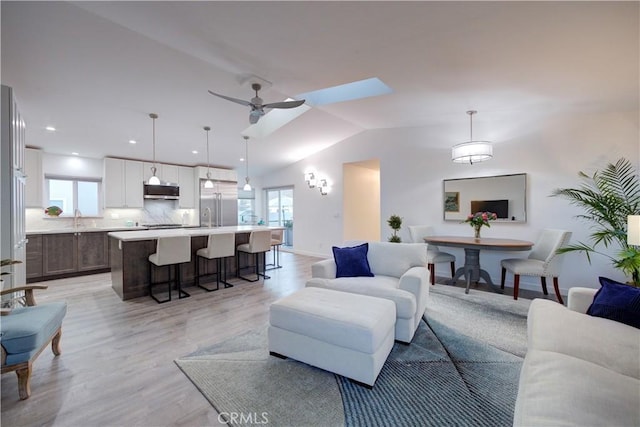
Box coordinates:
[108,226,277,301]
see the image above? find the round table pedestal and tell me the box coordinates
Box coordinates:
[449,248,499,294]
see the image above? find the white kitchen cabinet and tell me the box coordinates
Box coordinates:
[195,165,238,182]
[104,158,143,208]
[162,164,179,184]
[124,160,143,207]
[25,147,43,208]
[142,162,178,184]
[178,166,195,208]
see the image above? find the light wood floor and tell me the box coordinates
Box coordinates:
[1,252,552,426]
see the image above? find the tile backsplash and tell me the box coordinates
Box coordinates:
[26,200,197,231]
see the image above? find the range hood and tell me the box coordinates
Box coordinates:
[143,182,179,200]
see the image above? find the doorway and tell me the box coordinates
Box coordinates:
[343,159,381,242]
[266,187,294,247]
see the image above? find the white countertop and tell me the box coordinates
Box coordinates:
[108,225,280,242]
[27,226,149,235]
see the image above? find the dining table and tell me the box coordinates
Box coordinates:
[423,236,534,294]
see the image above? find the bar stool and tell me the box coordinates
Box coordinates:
[266,229,284,271]
[236,230,272,282]
[148,235,191,303]
[195,233,235,291]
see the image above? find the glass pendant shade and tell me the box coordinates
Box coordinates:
[451,110,492,164]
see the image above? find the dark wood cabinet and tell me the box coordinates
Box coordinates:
[26,234,43,279]
[43,233,77,276]
[78,232,109,271]
[28,231,110,282]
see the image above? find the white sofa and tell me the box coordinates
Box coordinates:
[306,241,429,343]
[513,287,640,426]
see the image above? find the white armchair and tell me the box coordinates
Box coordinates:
[500,229,572,303]
[408,225,455,285]
[306,241,429,343]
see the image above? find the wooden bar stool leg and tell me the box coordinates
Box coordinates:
[513,274,520,300]
[501,267,506,289]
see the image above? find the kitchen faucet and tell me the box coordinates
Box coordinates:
[74,209,82,228]
[204,207,212,228]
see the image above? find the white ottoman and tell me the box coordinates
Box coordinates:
[268,287,396,387]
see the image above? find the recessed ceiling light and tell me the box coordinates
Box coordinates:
[240,158,245,162]
[45,126,56,131]
[129,139,137,144]
[192,150,198,154]
[71,152,79,156]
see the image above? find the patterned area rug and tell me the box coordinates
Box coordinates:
[175,285,531,427]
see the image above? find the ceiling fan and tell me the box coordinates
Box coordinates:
[208,83,306,124]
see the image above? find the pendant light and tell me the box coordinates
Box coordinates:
[203,126,214,189]
[148,113,161,184]
[451,110,493,164]
[243,135,252,191]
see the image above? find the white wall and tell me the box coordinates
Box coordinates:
[259,109,640,293]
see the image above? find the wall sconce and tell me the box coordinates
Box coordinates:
[318,179,330,195]
[305,171,317,188]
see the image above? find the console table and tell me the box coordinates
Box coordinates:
[423,236,533,294]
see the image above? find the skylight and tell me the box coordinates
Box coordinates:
[296,77,392,107]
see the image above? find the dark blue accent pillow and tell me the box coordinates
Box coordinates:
[586,277,640,329]
[332,243,374,278]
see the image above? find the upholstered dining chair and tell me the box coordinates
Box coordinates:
[408,225,456,285]
[500,229,572,304]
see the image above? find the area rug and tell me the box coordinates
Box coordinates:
[175,285,531,427]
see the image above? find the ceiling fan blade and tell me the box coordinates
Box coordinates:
[263,99,305,109]
[208,90,252,107]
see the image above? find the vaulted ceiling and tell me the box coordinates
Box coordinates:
[2,1,637,176]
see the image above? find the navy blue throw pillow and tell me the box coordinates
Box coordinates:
[586,277,640,329]
[332,243,374,278]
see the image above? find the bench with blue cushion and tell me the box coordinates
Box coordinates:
[0,285,67,400]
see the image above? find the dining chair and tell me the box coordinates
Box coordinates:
[408,225,456,285]
[500,229,572,304]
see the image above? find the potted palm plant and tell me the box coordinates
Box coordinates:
[551,158,640,286]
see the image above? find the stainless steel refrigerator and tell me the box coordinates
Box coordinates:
[199,179,238,227]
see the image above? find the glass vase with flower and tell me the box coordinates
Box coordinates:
[464,211,498,239]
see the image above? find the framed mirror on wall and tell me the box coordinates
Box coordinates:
[443,173,527,222]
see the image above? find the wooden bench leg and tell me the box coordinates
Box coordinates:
[16,364,32,400]
[52,329,62,356]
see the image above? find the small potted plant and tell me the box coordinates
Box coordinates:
[387,214,402,243]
